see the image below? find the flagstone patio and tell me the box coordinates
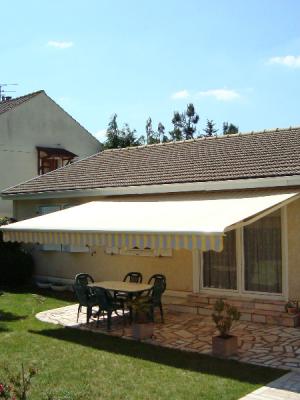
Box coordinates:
[36,304,300,371]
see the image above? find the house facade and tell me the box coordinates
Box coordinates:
[2,127,300,326]
[0,90,100,216]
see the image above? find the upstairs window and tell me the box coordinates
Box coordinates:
[37,147,77,175]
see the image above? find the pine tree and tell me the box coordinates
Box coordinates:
[158,122,169,143]
[145,117,160,144]
[169,104,199,141]
[223,122,239,135]
[203,119,218,137]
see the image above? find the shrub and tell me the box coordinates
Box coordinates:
[0,218,34,286]
[212,299,241,338]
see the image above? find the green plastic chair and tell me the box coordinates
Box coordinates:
[93,287,125,331]
[75,273,94,286]
[73,283,99,324]
[147,274,167,322]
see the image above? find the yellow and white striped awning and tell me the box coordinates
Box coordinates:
[1,192,298,252]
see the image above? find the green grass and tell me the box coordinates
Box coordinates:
[0,288,284,400]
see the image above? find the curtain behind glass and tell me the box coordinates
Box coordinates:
[203,230,236,290]
[244,210,282,293]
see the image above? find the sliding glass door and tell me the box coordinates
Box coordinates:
[203,230,237,290]
[244,210,282,294]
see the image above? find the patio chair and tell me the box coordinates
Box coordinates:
[147,274,167,323]
[75,273,94,286]
[93,287,125,331]
[123,272,143,283]
[73,283,99,324]
[115,271,143,304]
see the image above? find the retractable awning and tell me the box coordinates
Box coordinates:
[1,192,298,252]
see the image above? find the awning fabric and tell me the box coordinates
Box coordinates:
[1,192,298,251]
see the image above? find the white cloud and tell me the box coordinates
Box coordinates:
[268,55,300,68]
[197,89,240,101]
[171,89,190,100]
[93,129,107,141]
[47,40,74,49]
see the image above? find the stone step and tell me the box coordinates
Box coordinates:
[168,301,300,328]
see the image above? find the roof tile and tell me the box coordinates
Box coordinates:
[3,127,300,195]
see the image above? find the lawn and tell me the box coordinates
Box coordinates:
[0,289,284,400]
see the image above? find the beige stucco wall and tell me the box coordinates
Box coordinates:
[10,188,300,297]
[0,92,100,216]
[286,198,300,300]
[33,248,193,292]
[12,195,194,292]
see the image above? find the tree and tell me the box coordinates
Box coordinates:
[203,119,218,137]
[105,114,120,149]
[169,103,199,141]
[158,122,169,143]
[104,114,143,149]
[119,123,142,147]
[145,117,160,144]
[223,122,239,135]
[184,103,199,139]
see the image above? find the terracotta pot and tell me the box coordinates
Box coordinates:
[212,335,238,357]
[287,307,297,315]
[132,322,154,340]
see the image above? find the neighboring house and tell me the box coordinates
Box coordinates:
[0,90,100,216]
[2,127,300,327]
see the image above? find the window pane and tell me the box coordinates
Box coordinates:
[244,210,282,293]
[203,231,237,290]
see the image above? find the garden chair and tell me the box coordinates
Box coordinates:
[116,271,143,304]
[123,272,143,283]
[74,273,94,286]
[73,283,99,324]
[93,287,125,331]
[147,274,167,323]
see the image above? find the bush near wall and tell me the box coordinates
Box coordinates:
[0,217,34,286]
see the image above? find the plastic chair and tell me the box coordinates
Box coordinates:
[147,274,167,322]
[123,272,143,283]
[93,287,125,331]
[73,283,99,324]
[75,273,94,286]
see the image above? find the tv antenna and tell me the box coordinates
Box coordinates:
[0,83,18,100]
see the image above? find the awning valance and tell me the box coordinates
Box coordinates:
[1,192,298,251]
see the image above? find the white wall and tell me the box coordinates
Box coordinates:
[0,92,100,216]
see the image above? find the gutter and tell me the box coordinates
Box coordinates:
[2,175,300,200]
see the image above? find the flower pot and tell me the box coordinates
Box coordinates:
[287,307,297,315]
[132,322,154,340]
[212,335,238,357]
[51,283,67,292]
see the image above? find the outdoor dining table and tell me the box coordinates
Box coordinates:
[88,281,153,323]
[88,280,153,294]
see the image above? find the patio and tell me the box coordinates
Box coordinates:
[37,304,300,371]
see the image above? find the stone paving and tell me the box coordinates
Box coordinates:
[239,372,300,399]
[36,304,300,371]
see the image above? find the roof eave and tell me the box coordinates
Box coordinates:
[2,174,300,200]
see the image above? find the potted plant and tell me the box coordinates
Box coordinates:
[128,297,154,340]
[285,300,298,314]
[212,299,241,357]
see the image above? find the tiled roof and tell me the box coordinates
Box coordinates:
[3,126,300,195]
[0,91,44,115]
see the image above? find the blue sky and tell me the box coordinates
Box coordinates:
[1,0,300,142]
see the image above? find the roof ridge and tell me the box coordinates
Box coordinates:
[1,90,44,103]
[101,124,300,153]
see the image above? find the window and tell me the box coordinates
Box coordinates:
[203,230,237,290]
[37,147,77,175]
[244,210,282,294]
[39,205,61,251]
[38,204,88,253]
